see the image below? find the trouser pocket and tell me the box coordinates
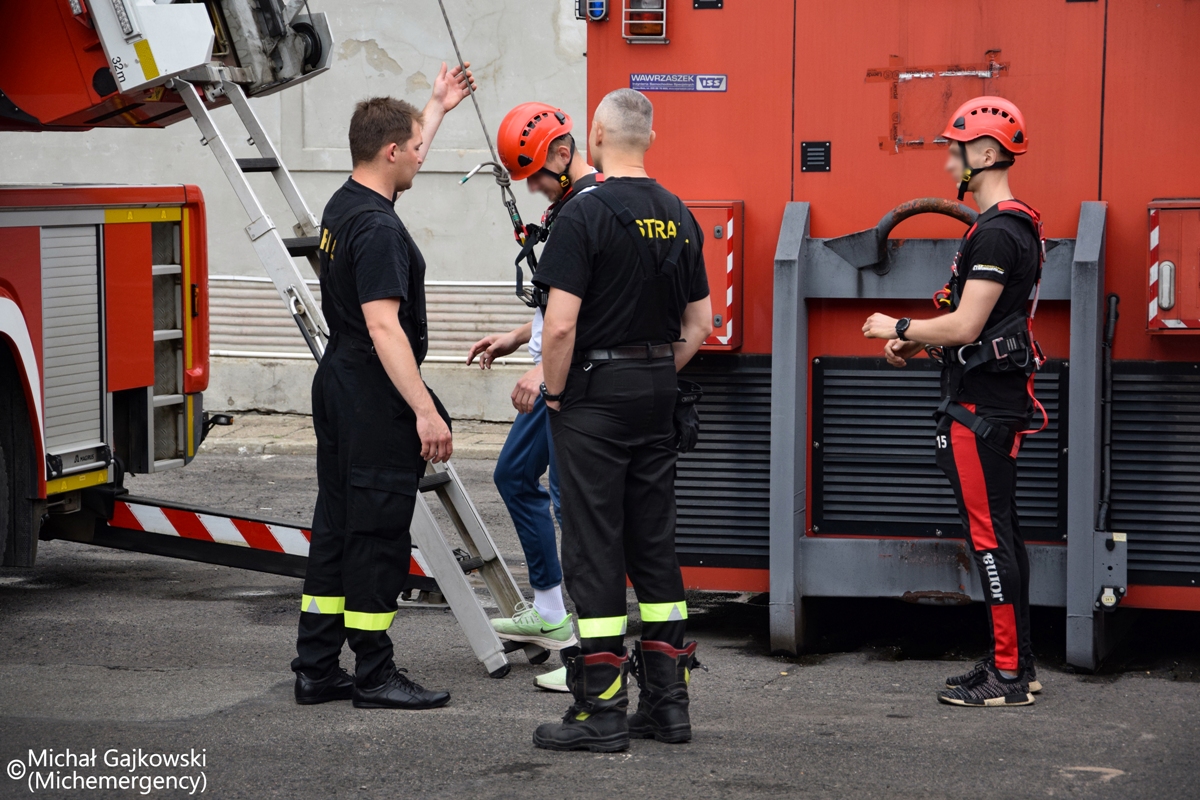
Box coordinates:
[347,465,419,538]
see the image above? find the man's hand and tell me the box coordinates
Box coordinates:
[466,330,521,369]
[862,313,900,340]
[417,411,453,463]
[884,338,924,368]
[431,61,476,114]
[511,363,544,414]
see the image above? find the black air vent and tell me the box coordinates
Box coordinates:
[675,354,772,568]
[812,358,1067,540]
[801,141,831,172]
[1110,362,1200,586]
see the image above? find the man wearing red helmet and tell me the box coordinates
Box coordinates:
[863,96,1045,707]
[466,103,602,690]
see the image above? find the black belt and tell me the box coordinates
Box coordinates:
[573,344,675,364]
[331,331,377,355]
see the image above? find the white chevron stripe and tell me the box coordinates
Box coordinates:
[268,524,310,556]
[127,503,178,537]
[197,513,248,547]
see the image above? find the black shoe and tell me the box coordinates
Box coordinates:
[937,662,1034,707]
[294,667,354,705]
[629,640,700,744]
[533,651,630,752]
[352,667,450,710]
[947,656,1042,695]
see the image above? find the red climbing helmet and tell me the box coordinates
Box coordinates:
[497,102,574,183]
[942,96,1028,155]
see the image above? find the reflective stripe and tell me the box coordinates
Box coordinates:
[639,601,688,623]
[344,610,396,631]
[301,594,344,615]
[598,674,623,700]
[577,615,628,639]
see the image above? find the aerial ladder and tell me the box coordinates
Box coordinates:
[0,0,539,677]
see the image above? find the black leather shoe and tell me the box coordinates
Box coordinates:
[294,667,354,705]
[352,667,450,710]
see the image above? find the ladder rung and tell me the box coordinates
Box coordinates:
[237,157,280,172]
[283,236,320,257]
[419,472,453,492]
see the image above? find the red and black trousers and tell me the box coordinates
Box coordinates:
[934,402,1032,672]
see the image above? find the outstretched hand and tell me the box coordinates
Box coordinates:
[432,61,476,113]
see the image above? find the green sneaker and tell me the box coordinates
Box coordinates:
[490,601,578,650]
[534,666,569,692]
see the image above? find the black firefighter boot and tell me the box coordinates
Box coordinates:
[629,640,699,744]
[533,650,629,752]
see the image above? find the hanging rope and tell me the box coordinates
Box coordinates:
[436,0,540,308]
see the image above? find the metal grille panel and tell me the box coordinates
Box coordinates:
[1110,362,1200,585]
[41,226,103,451]
[675,354,772,567]
[812,358,1066,539]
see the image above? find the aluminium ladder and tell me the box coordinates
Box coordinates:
[174,78,542,677]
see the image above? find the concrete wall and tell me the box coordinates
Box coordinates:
[0,0,586,421]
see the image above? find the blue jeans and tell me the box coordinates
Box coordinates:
[494,395,563,590]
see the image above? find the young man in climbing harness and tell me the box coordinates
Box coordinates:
[465,103,602,693]
[862,96,1047,707]
[531,88,713,751]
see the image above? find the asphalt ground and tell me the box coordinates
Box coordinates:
[2,453,1199,799]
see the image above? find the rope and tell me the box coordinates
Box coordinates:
[436,0,504,182]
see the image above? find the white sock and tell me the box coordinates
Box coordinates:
[533,585,567,625]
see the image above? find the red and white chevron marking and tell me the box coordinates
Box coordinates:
[1148,207,1163,327]
[715,209,735,345]
[111,500,431,576]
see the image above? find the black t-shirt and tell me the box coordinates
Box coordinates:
[532,177,710,351]
[945,202,1041,415]
[317,178,428,363]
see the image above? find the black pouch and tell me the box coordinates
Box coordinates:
[673,379,703,453]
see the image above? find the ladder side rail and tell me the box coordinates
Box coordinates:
[409,494,512,677]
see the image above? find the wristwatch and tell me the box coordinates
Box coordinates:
[539,382,564,402]
[895,317,912,342]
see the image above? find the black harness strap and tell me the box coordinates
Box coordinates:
[588,189,689,281]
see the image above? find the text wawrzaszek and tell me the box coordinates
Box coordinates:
[28,748,207,771]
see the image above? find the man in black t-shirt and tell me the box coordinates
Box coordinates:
[529,89,713,752]
[863,96,1044,708]
[291,65,473,712]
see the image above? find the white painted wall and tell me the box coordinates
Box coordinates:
[0,0,587,420]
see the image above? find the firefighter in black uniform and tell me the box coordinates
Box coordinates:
[291,64,474,710]
[863,96,1046,707]
[531,88,714,751]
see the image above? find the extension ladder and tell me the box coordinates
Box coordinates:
[163,77,541,677]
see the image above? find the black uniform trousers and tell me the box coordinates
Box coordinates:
[550,357,687,655]
[292,333,445,685]
[935,403,1032,673]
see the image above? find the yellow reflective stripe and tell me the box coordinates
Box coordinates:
[598,674,623,700]
[639,601,688,623]
[300,594,344,615]
[104,207,181,223]
[134,38,160,80]
[344,610,396,631]
[577,615,627,639]
[45,467,109,496]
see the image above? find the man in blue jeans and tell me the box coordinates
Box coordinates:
[467,102,601,691]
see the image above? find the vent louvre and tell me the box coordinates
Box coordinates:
[812,358,1067,539]
[1110,363,1200,586]
[675,354,771,567]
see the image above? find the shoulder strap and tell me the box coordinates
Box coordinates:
[589,187,690,280]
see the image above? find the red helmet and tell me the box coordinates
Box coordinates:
[497,102,573,181]
[942,96,1028,155]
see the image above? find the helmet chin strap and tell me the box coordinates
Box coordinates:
[536,135,576,194]
[955,142,1014,201]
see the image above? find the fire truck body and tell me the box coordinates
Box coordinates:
[0,185,209,563]
[585,0,1200,666]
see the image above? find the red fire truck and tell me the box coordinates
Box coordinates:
[579,0,1200,669]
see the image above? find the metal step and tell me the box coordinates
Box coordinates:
[419,472,453,492]
[283,236,319,257]
[236,157,280,172]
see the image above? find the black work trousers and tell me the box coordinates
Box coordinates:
[935,403,1032,672]
[550,357,687,655]
[292,334,447,685]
